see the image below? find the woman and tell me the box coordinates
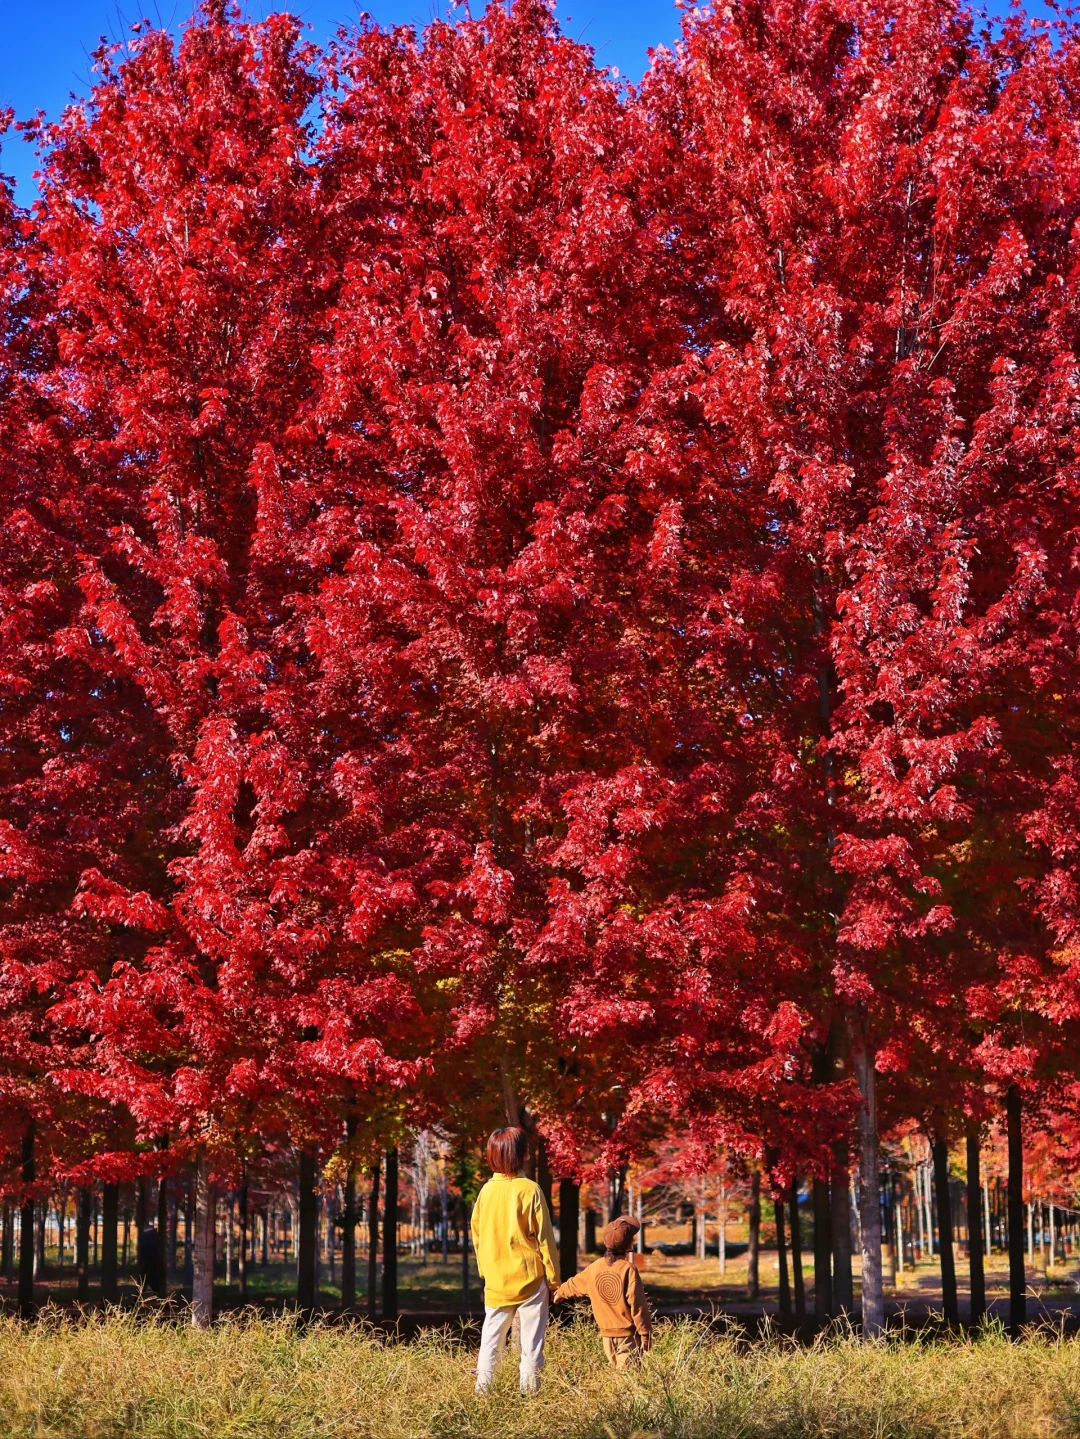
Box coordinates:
[470,1126,558,1394]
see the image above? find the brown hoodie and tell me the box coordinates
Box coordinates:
[554,1256,653,1340]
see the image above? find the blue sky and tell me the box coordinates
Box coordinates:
[0,0,681,203]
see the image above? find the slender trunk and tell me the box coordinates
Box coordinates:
[500,1055,520,1128]
[101,1183,119,1303]
[1006,1084,1026,1334]
[853,1038,884,1335]
[18,1124,35,1317]
[916,1165,926,1258]
[983,1173,991,1259]
[932,1136,958,1326]
[76,1186,92,1303]
[238,1181,248,1300]
[184,1184,194,1284]
[966,1130,986,1327]
[441,1179,449,1265]
[35,1199,45,1278]
[156,1174,169,1297]
[367,1160,381,1320]
[326,1190,335,1285]
[831,1141,854,1314]
[191,1153,215,1327]
[746,1170,761,1299]
[297,1152,318,1310]
[812,1177,832,1318]
[461,1197,471,1305]
[775,1195,791,1320]
[224,1193,233,1286]
[789,1179,806,1321]
[382,1148,398,1321]
[718,1181,727,1276]
[536,1136,553,1219]
[1,1203,12,1284]
[167,1189,177,1282]
[585,1208,597,1256]
[341,1132,357,1309]
[559,1179,579,1283]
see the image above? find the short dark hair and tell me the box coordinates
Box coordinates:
[486,1127,528,1176]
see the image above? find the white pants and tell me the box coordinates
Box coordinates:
[475,1280,549,1394]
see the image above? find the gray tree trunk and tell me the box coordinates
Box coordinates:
[191,1152,215,1327]
[853,1037,884,1335]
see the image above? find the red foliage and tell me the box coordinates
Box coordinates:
[1,0,1080,1248]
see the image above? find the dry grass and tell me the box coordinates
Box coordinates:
[2,1308,1080,1438]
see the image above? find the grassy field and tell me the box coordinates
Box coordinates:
[3,1310,1080,1438]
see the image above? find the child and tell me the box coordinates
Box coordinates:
[553,1216,653,1370]
[470,1127,559,1395]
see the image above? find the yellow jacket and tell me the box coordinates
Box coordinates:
[470,1173,558,1307]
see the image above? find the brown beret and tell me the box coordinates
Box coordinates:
[601,1216,640,1252]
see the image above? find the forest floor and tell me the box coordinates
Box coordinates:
[3,1307,1080,1437]
[3,1246,1079,1330]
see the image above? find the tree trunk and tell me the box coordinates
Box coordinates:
[156,1174,169,1297]
[191,1153,215,1327]
[812,1177,831,1318]
[18,1124,35,1318]
[297,1151,318,1310]
[238,1180,248,1300]
[966,1129,986,1327]
[461,1197,471,1305]
[1006,1084,1026,1335]
[584,1208,597,1256]
[101,1183,119,1303]
[167,1189,177,1282]
[789,1178,806,1322]
[57,1196,66,1279]
[775,1195,791,1320]
[76,1186,92,1303]
[536,1136,553,1218]
[367,1160,381,1320]
[382,1147,398,1321]
[831,1141,854,1314]
[35,1198,46,1278]
[341,1161,357,1309]
[1,1203,12,1284]
[718,1181,726,1275]
[853,1037,884,1335]
[184,1183,194,1284]
[746,1170,761,1299]
[932,1136,958,1326]
[559,1179,579,1283]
